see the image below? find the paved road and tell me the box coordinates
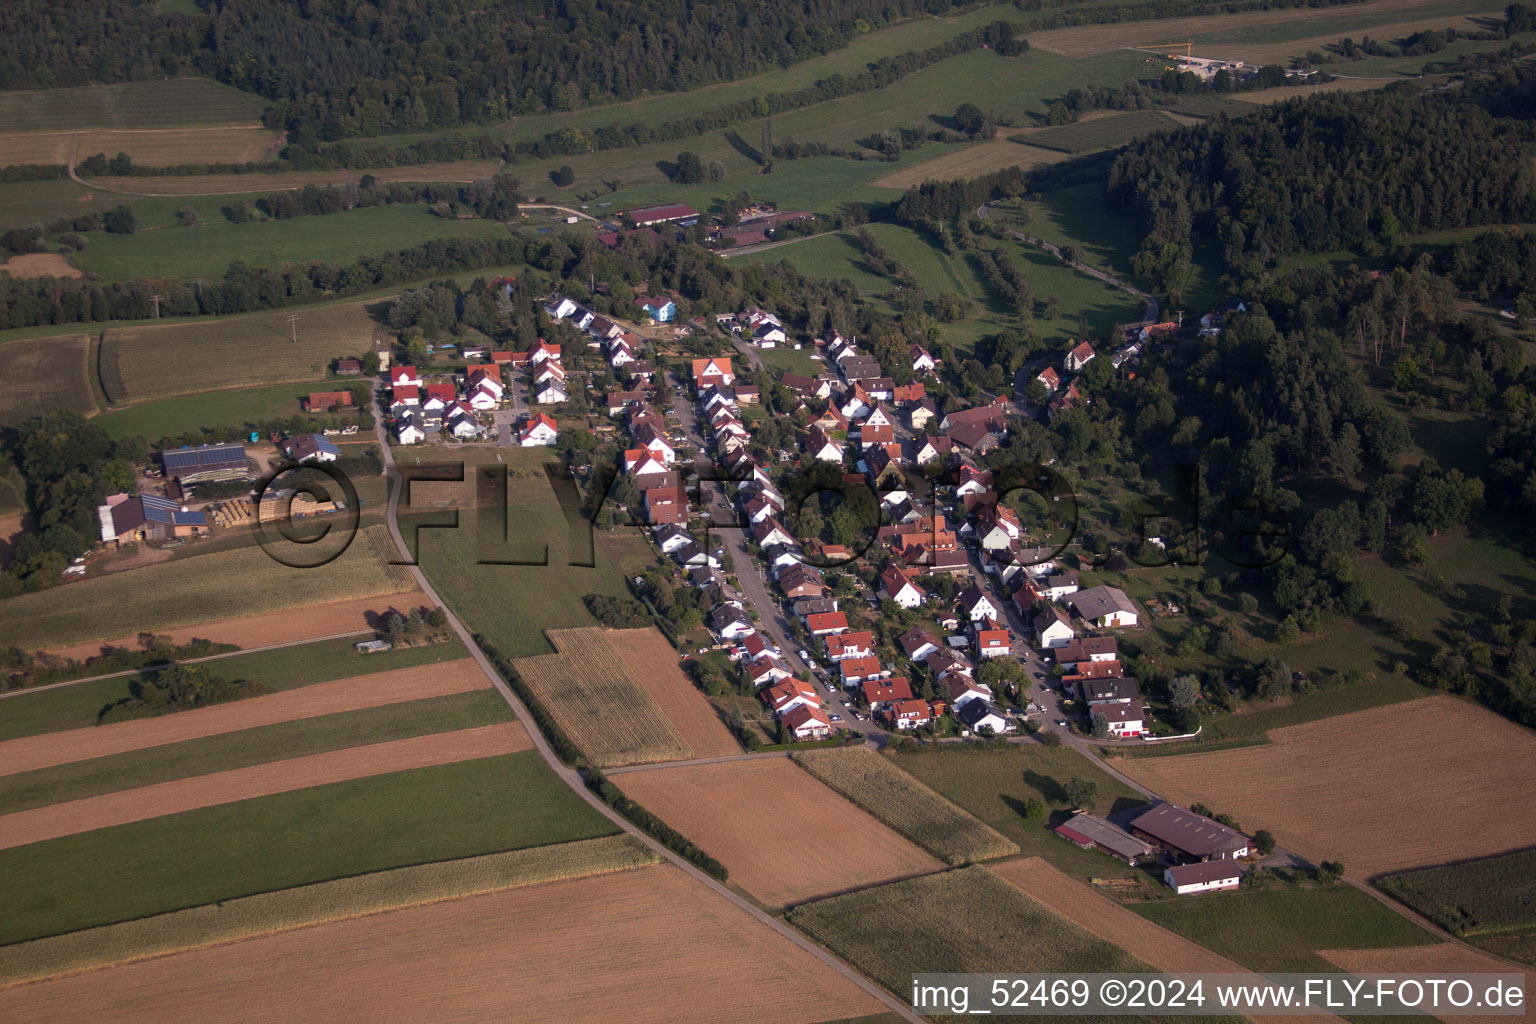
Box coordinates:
[368,388,922,1022]
[729,335,765,371]
[0,629,375,700]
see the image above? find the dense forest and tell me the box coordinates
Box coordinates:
[1,0,984,135]
[1105,69,1536,297]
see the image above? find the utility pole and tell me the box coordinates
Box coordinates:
[149,294,162,318]
[287,313,300,343]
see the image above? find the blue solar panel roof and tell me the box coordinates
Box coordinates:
[160,443,247,472]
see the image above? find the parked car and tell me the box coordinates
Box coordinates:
[829,714,842,722]
[798,649,810,661]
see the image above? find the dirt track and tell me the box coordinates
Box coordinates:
[46,593,429,661]
[0,723,528,849]
[617,758,943,908]
[989,857,1342,1024]
[0,864,883,1024]
[607,628,741,759]
[1116,695,1536,878]
[0,658,489,777]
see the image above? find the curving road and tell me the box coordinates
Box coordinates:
[368,387,924,1023]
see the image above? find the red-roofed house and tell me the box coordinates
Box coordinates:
[975,628,1011,659]
[879,564,924,608]
[839,655,885,687]
[862,676,914,708]
[764,678,820,716]
[390,366,421,388]
[643,486,690,525]
[1064,341,1096,373]
[805,611,848,637]
[528,339,562,365]
[519,412,558,447]
[691,356,734,390]
[780,704,832,740]
[825,631,874,662]
[880,698,934,730]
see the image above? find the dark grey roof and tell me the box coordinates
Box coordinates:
[956,699,1005,728]
[1056,812,1151,860]
[1166,860,1244,885]
[1080,677,1139,703]
[160,443,246,473]
[1131,803,1248,857]
[1071,585,1138,621]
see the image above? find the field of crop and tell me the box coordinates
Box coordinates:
[1377,849,1536,940]
[0,723,528,850]
[0,750,617,946]
[0,657,489,778]
[792,747,1018,865]
[513,627,691,766]
[606,628,741,758]
[1018,110,1185,154]
[615,758,942,907]
[0,334,95,426]
[791,866,1178,1021]
[0,688,509,815]
[0,863,885,1024]
[1132,887,1439,973]
[871,138,1071,189]
[2,525,413,652]
[0,833,655,988]
[889,744,1151,877]
[1117,695,1536,879]
[98,297,384,403]
[0,126,277,169]
[0,79,267,133]
[72,202,509,281]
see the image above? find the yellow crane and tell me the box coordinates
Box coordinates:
[1138,39,1194,70]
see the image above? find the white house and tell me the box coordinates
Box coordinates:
[1071,586,1140,628]
[764,678,820,717]
[395,414,425,445]
[468,380,502,410]
[1064,341,1096,373]
[544,296,579,320]
[910,344,937,375]
[958,584,998,622]
[957,698,1011,736]
[446,403,481,438]
[1164,861,1243,895]
[1034,605,1076,648]
[781,704,832,740]
[519,412,559,447]
[1094,701,1145,739]
[879,565,924,609]
[390,365,422,388]
[1041,572,1080,602]
[535,380,568,404]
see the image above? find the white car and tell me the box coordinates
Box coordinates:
[829,714,842,722]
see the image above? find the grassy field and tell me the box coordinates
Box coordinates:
[71,203,508,281]
[0,79,266,133]
[0,126,276,169]
[99,296,385,404]
[1018,110,1186,154]
[513,627,691,766]
[2,524,414,651]
[0,333,95,426]
[0,689,513,815]
[791,748,1019,865]
[0,750,618,945]
[0,634,468,742]
[889,744,1150,879]
[1377,849,1536,940]
[0,833,654,987]
[791,866,1176,1021]
[405,500,653,659]
[872,138,1070,189]
[1132,886,1439,973]
[93,381,361,441]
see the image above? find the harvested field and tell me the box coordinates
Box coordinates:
[99,298,382,403]
[46,592,423,661]
[1027,0,1496,58]
[7,525,414,652]
[513,627,690,767]
[90,160,503,197]
[0,253,82,279]
[1116,695,1536,878]
[1317,945,1530,1022]
[606,627,740,758]
[792,747,1018,865]
[0,334,95,427]
[0,127,277,169]
[0,723,528,850]
[0,834,656,987]
[615,758,942,908]
[871,139,1070,189]
[989,857,1341,1024]
[0,79,267,134]
[0,864,885,1024]
[0,658,489,777]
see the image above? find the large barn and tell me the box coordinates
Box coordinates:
[160,443,250,486]
[1129,803,1250,862]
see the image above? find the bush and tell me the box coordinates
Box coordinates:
[586,769,728,880]
[98,663,265,723]
[473,634,585,765]
[1037,730,1062,747]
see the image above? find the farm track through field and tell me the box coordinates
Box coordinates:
[0,659,489,777]
[0,723,529,850]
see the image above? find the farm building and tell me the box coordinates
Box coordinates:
[160,443,249,485]
[98,493,209,545]
[1130,803,1250,862]
[1070,586,1140,628]
[1051,812,1152,864]
[1164,860,1244,894]
[623,202,699,226]
[306,389,355,412]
